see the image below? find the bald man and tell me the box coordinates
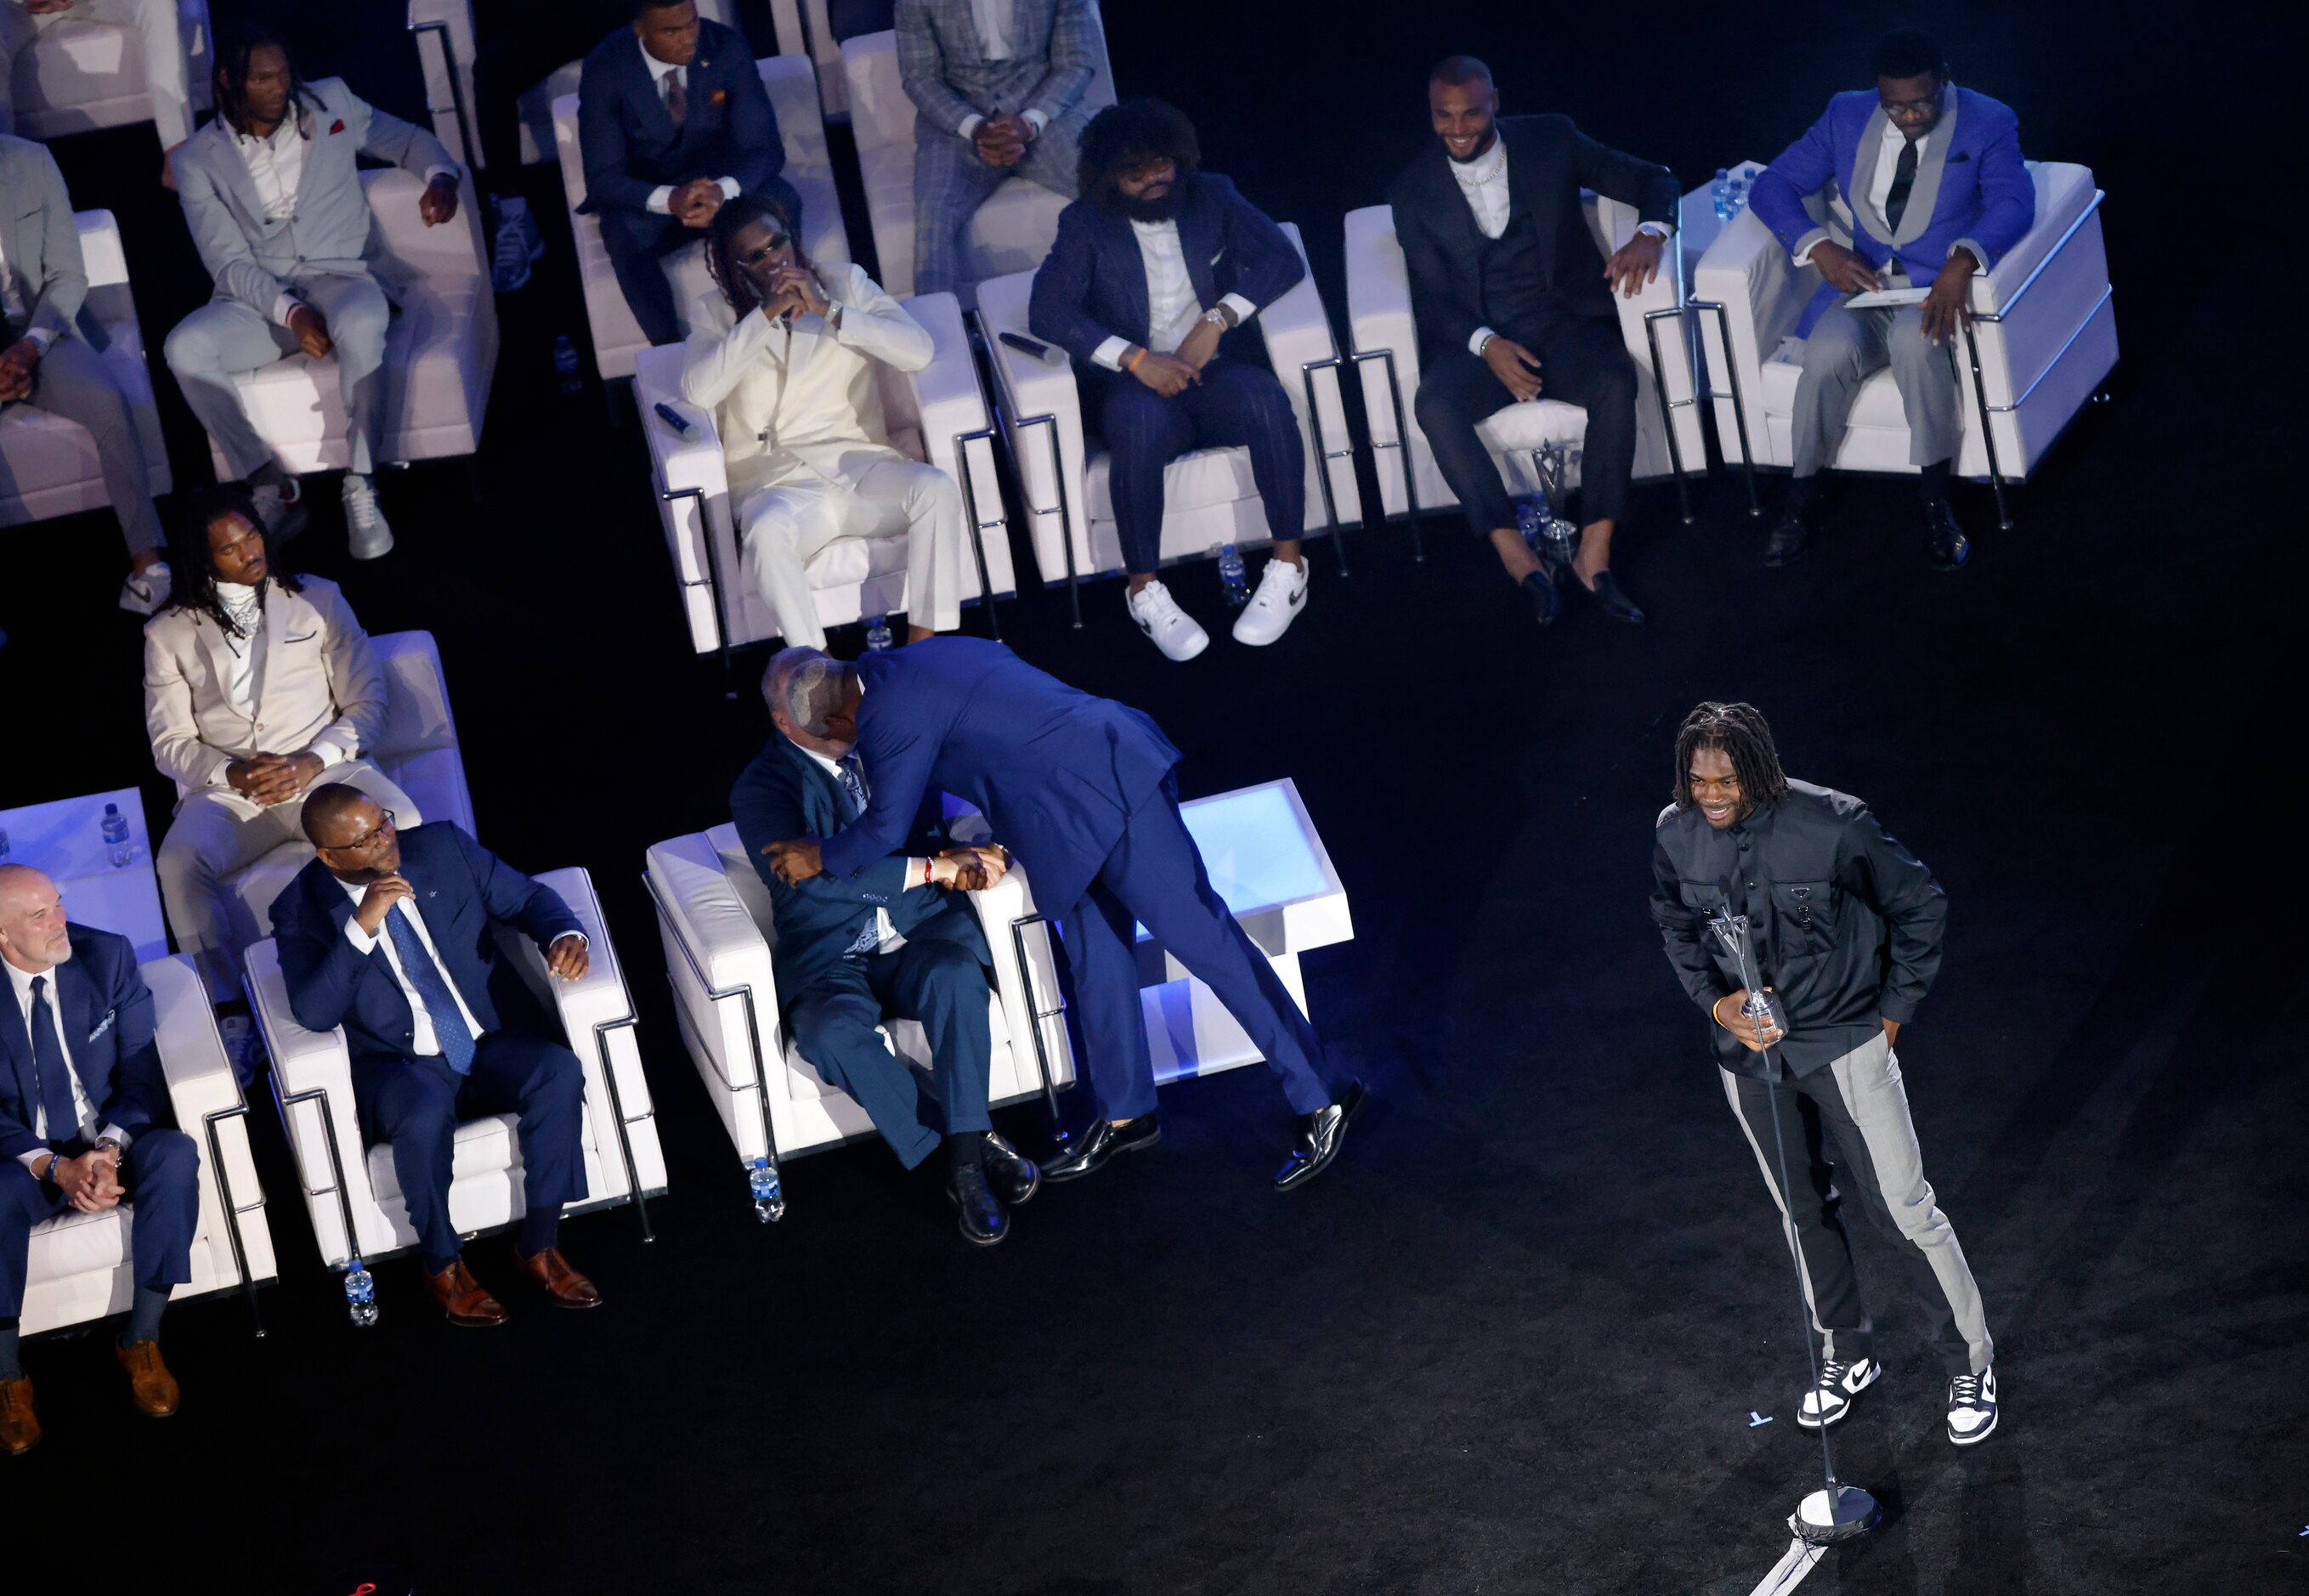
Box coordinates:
[0,865,201,1454]
[268,790,601,1327]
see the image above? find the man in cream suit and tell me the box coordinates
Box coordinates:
[680,192,965,649]
[162,22,464,560]
[0,0,198,179]
[144,485,416,1003]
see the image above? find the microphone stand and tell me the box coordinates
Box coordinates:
[1707,912,1879,1548]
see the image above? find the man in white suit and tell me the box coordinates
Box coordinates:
[680,192,965,649]
[144,486,416,1003]
[0,0,198,180]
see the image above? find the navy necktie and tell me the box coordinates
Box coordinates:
[836,754,869,821]
[383,907,477,1074]
[26,976,82,1146]
[1884,138,1920,233]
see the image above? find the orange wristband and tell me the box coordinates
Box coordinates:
[1123,346,1146,373]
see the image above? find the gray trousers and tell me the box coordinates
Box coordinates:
[163,272,391,480]
[1790,297,1960,477]
[6,331,164,555]
[909,122,1079,297]
[1721,1031,1993,1378]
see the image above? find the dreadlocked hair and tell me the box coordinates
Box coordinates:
[214,21,320,139]
[1672,701,1791,812]
[164,484,300,639]
[704,191,807,317]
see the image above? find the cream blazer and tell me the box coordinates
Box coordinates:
[141,577,388,815]
[677,261,934,504]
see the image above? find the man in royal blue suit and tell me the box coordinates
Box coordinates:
[577,0,801,347]
[761,638,1367,1191]
[1747,28,2035,572]
[1028,99,1314,663]
[731,648,1044,1246]
[270,790,603,1327]
[0,865,200,1453]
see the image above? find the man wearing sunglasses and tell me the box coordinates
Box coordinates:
[269,790,603,1327]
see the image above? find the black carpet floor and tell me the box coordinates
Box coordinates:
[6,3,2305,1592]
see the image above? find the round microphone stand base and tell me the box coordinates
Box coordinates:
[1794,1484,1881,1546]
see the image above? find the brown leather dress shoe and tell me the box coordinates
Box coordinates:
[423,1258,510,1327]
[0,1377,39,1454]
[517,1246,603,1310]
[114,1340,180,1418]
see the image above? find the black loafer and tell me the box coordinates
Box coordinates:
[1521,569,1559,627]
[1924,500,1972,571]
[1274,1081,1369,1193]
[1577,568,1647,623]
[1764,512,1812,567]
[982,1131,1041,1207]
[947,1159,1010,1246]
[1038,1112,1161,1182]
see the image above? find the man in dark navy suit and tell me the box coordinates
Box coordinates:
[731,648,1043,1246]
[576,0,801,346]
[270,790,603,1327]
[0,865,201,1453]
[761,638,1368,1192]
[1029,99,1312,663]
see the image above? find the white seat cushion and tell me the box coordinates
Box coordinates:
[28,1205,127,1286]
[365,1106,598,1204]
[1084,444,1259,524]
[1475,396,1599,454]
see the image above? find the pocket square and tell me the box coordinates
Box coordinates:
[710,88,727,107]
[1948,150,1971,162]
[88,1010,116,1044]
[329,118,345,135]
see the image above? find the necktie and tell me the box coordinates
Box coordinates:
[26,977,82,1146]
[835,756,883,957]
[383,906,478,1075]
[664,67,688,129]
[1884,138,1919,233]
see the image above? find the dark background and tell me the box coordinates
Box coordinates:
[3,3,2302,1593]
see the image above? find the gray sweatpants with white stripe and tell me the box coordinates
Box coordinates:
[1722,1031,1993,1378]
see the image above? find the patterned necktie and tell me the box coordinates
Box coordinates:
[835,756,885,957]
[664,66,688,130]
[383,907,478,1074]
[26,976,82,1145]
[1884,138,1919,232]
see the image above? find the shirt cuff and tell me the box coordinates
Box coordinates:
[1635,220,1673,240]
[272,292,303,328]
[1878,993,1920,1026]
[1219,292,1257,326]
[1090,336,1131,371]
[1468,325,1498,357]
[647,184,675,215]
[1789,226,1832,269]
[16,1150,46,1173]
[304,739,348,770]
[1023,109,1049,133]
[906,857,930,890]
[958,113,985,140]
[422,165,460,188]
[717,176,741,201]
[25,326,57,354]
[548,931,589,951]
[100,1123,133,1150]
[1948,238,1989,272]
[343,917,379,955]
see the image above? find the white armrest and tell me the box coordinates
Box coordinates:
[976,269,1087,583]
[246,938,374,1265]
[1970,162,2097,319]
[148,954,269,1287]
[405,0,475,167]
[1254,222,1360,530]
[967,860,1072,1095]
[636,344,729,499]
[898,291,1007,591]
[75,210,128,291]
[1342,203,1425,517]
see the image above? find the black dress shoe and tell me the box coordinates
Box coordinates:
[1764,511,1812,567]
[947,1159,1010,1246]
[1576,568,1647,623]
[982,1131,1040,1207]
[1274,1081,1369,1193]
[1038,1112,1161,1182]
[1520,569,1559,628]
[1924,499,1972,571]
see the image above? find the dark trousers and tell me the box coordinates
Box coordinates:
[788,930,995,1170]
[1091,358,1304,577]
[1412,314,1638,538]
[600,174,804,347]
[356,1031,588,1268]
[471,0,629,184]
[0,1129,200,1318]
[1061,775,1332,1123]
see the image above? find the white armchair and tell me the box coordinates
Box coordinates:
[17,954,275,1339]
[767,0,846,120]
[552,53,849,388]
[1693,161,2114,528]
[975,221,1363,621]
[840,8,1117,303]
[249,864,665,1293]
[1344,197,1706,552]
[643,823,1073,1213]
[7,0,209,142]
[197,168,499,481]
[638,289,1013,659]
[0,210,173,532]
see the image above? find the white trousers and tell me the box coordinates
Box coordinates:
[156,759,416,1000]
[0,0,196,148]
[738,457,965,650]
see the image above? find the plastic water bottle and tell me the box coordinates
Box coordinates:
[552,334,582,397]
[101,803,131,868]
[1728,169,1751,217]
[1712,167,1731,223]
[0,828,9,864]
[864,614,892,651]
[749,1157,785,1223]
[1514,491,1551,554]
[1216,543,1248,608]
[343,1257,378,1327]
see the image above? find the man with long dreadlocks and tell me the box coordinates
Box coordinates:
[676,190,965,649]
[1649,701,2001,1447]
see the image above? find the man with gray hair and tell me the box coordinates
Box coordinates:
[730,648,1040,1246]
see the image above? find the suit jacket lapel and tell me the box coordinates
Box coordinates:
[778,738,847,829]
[194,611,246,733]
[1503,122,1552,263]
[1891,91,1961,248]
[58,961,99,1098]
[1101,214,1151,344]
[1182,184,1220,308]
[201,126,272,240]
[1849,105,1895,246]
[1418,144,1481,253]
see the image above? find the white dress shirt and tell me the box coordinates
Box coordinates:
[338,882,486,1060]
[794,743,931,954]
[1452,136,1672,357]
[210,581,346,770]
[1088,221,1259,371]
[953,0,1050,140]
[8,958,130,1172]
[640,36,742,217]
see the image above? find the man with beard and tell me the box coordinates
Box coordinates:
[1389,55,1677,628]
[1028,98,1312,662]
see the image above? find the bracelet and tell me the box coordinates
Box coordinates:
[1476,333,1496,358]
[1123,346,1146,373]
[1711,994,1737,1027]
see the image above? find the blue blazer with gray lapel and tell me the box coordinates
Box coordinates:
[1027,172,1304,369]
[268,823,580,1073]
[730,735,988,1015]
[0,928,169,1162]
[576,18,785,218]
[1749,86,2035,337]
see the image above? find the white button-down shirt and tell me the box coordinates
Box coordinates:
[7,958,129,1172]
[1452,135,1672,357]
[1088,222,1259,371]
[639,36,741,217]
[338,882,486,1060]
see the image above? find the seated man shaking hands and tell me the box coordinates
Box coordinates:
[733,648,1039,1246]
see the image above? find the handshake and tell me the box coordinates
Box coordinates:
[928,844,1010,892]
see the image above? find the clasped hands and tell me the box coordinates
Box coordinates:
[762,839,1011,893]
[1129,315,1227,399]
[1813,241,1978,344]
[351,874,588,978]
[0,337,42,402]
[671,177,729,229]
[49,1144,124,1215]
[227,750,325,806]
[972,114,1037,170]
[747,260,831,323]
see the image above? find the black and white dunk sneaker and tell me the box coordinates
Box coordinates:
[1946,1367,2000,1446]
[1796,1355,1882,1429]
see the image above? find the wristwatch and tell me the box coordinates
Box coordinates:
[94,1136,123,1164]
[1202,304,1238,331]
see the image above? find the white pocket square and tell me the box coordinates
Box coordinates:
[87,1010,116,1043]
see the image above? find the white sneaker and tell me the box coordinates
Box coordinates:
[1946,1366,1999,1446]
[250,477,309,544]
[118,560,173,616]
[342,473,394,560]
[1796,1355,1881,1429]
[1231,555,1310,645]
[490,196,543,293]
[1125,580,1208,661]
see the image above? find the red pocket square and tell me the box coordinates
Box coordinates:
[329,118,345,134]
[710,88,727,107]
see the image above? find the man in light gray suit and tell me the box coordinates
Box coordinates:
[0,134,172,614]
[162,22,463,562]
[896,0,1096,296]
